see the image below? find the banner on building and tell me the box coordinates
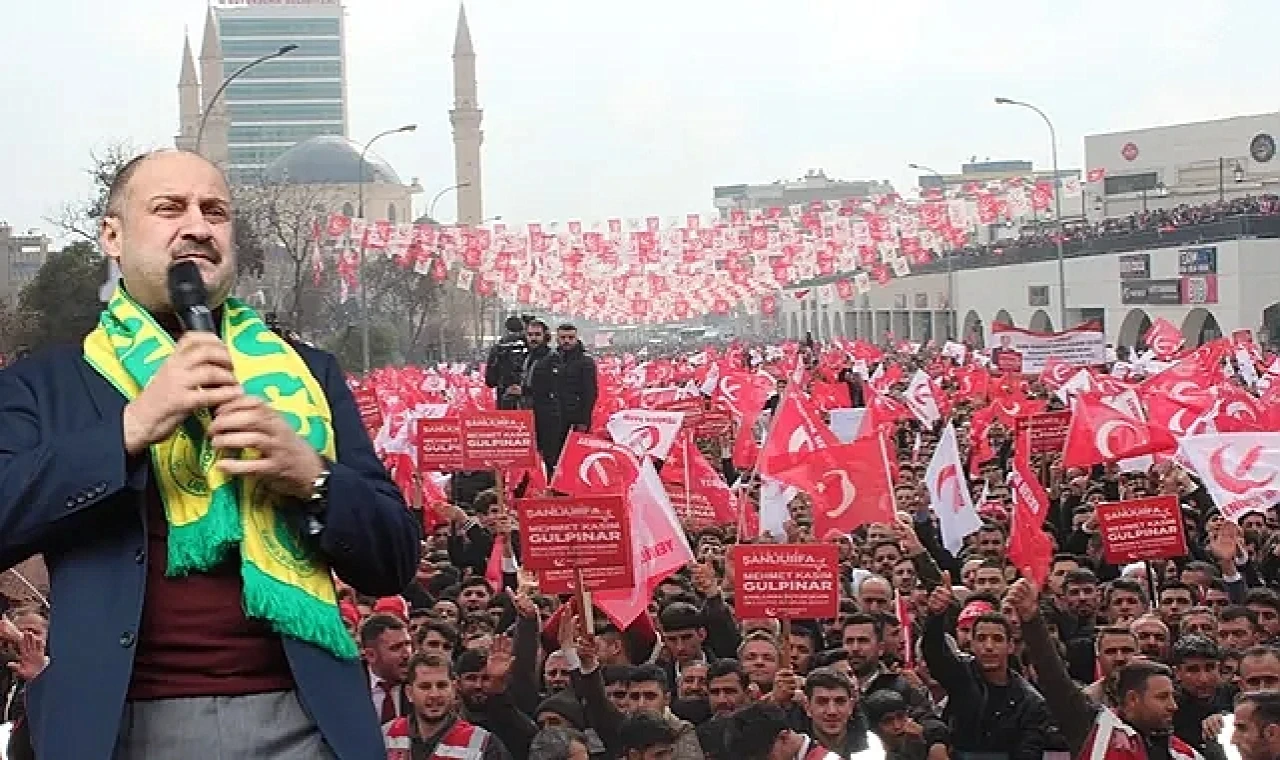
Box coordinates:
[988,322,1106,373]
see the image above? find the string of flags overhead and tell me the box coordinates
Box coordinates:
[313,169,1109,324]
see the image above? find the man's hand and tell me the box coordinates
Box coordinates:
[122,333,243,456]
[926,571,953,616]
[505,385,522,396]
[209,395,325,499]
[1006,577,1041,623]
[894,513,926,556]
[512,592,539,621]
[483,634,514,695]
[769,669,801,705]
[1202,714,1225,741]
[7,632,46,682]
[1210,520,1243,566]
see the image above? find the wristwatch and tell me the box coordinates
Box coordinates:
[303,467,332,537]
[307,467,332,510]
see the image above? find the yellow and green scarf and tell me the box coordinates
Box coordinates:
[84,288,357,660]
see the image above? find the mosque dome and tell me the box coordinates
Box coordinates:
[263,135,402,185]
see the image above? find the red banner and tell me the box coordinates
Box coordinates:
[996,350,1024,374]
[1016,410,1072,455]
[658,397,706,431]
[460,411,538,470]
[732,544,840,619]
[516,495,633,593]
[696,401,735,439]
[416,418,465,471]
[663,483,717,528]
[352,386,383,439]
[1096,495,1188,565]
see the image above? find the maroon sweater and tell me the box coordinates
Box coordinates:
[126,316,294,700]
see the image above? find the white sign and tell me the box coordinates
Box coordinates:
[989,321,1107,373]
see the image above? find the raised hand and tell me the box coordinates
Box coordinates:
[1005,577,1041,623]
[925,571,953,616]
[8,632,46,682]
[482,634,513,694]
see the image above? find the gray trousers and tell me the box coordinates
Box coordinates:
[113,690,336,760]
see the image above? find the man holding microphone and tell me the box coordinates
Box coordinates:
[0,149,420,759]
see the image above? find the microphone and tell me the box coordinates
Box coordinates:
[167,260,218,334]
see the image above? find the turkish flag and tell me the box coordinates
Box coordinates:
[1061,393,1177,468]
[1143,318,1185,359]
[789,436,897,536]
[757,389,839,482]
[548,432,641,497]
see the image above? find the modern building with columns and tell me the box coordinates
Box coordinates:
[778,214,1280,350]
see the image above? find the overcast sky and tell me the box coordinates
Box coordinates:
[1,0,1273,243]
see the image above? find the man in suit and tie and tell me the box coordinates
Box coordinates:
[361,613,413,725]
[0,149,421,759]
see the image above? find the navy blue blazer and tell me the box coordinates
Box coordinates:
[0,341,422,760]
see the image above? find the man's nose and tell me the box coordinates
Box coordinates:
[180,207,215,240]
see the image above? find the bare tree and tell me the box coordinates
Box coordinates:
[47,142,142,244]
[236,180,339,330]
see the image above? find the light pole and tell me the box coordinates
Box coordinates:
[907,162,955,340]
[427,182,470,222]
[357,124,417,373]
[1218,157,1245,202]
[996,96,1067,330]
[195,44,298,154]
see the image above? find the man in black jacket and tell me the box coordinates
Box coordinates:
[527,324,598,473]
[922,574,1054,760]
[486,316,529,410]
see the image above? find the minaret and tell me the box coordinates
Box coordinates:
[176,32,200,152]
[198,7,229,166]
[450,4,484,225]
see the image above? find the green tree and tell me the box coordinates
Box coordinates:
[16,242,104,348]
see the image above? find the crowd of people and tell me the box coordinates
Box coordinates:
[944,195,1280,264]
[308,320,1278,760]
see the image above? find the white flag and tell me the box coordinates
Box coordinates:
[606,409,685,460]
[904,370,941,427]
[925,424,982,554]
[1179,433,1280,522]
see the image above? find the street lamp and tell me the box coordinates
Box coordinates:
[907,162,955,340]
[427,183,471,222]
[995,96,1067,330]
[357,124,417,373]
[1218,158,1246,201]
[195,44,298,154]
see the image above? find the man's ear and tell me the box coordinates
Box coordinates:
[100,215,124,261]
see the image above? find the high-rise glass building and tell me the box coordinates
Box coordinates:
[179,0,349,185]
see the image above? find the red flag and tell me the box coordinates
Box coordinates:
[1143,318,1185,360]
[593,459,695,628]
[1008,437,1053,586]
[757,389,839,481]
[661,434,739,526]
[792,436,897,536]
[548,432,641,496]
[485,533,506,592]
[1060,394,1177,469]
